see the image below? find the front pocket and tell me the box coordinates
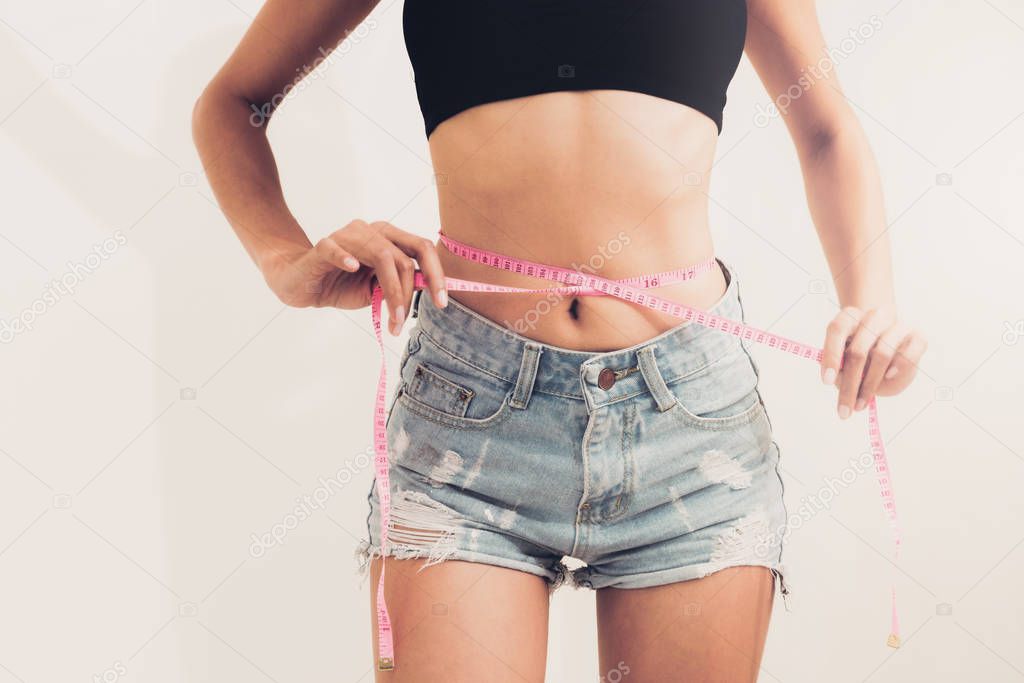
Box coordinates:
[668,348,766,431]
[671,386,766,430]
[399,357,514,429]
[408,363,474,418]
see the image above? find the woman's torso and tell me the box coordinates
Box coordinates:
[408,1,746,351]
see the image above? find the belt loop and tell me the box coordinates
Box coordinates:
[730,263,762,379]
[410,289,424,319]
[510,343,543,410]
[637,345,676,412]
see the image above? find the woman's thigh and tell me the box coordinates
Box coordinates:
[369,557,550,683]
[596,566,775,683]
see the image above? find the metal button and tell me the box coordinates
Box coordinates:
[597,367,616,390]
[580,502,591,510]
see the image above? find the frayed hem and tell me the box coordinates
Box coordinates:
[354,539,458,583]
[354,539,376,588]
[769,565,793,611]
[567,561,794,607]
[354,539,569,590]
[547,560,570,592]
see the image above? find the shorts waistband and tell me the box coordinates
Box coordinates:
[412,257,747,409]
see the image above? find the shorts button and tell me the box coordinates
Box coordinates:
[580,502,591,509]
[597,367,616,390]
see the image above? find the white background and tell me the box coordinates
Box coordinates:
[1,1,1022,681]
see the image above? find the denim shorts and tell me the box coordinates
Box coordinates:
[357,258,791,600]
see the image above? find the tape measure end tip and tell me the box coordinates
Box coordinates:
[377,657,395,671]
[886,634,901,649]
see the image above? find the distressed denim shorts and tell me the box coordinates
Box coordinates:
[358,258,790,599]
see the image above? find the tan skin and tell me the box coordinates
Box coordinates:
[193,0,927,680]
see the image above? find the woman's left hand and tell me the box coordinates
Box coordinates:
[820,305,928,419]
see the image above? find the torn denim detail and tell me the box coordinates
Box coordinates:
[427,449,463,488]
[709,507,772,566]
[547,560,570,592]
[770,566,794,611]
[356,488,463,583]
[699,449,754,490]
[355,537,572,594]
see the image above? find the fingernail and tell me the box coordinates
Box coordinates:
[391,305,405,335]
[344,256,359,270]
[838,405,851,420]
[855,398,866,411]
[885,366,899,380]
[437,289,448,308]
[823,368,837,385]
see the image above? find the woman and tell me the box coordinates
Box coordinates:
[192,0,926,680]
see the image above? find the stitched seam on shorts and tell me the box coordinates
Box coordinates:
[398,387,515,430]
[419,324,740,403]
[604,400,635,522]
[361,542,563,584]
[662,343,743,387]
[669,392,767,431]
[417,326,515,384]
[418,327,599,401]
[409,363,475,417]
[580,561,786,590]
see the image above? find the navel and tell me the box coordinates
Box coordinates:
[568,297,581,321]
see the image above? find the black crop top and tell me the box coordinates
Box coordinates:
[403,0,748,139]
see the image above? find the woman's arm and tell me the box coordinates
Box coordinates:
[191,0,447,334]
[744,0,927,416]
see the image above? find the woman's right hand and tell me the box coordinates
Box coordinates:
[261,220,448,335]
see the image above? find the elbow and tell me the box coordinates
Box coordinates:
[798,122,844,161]
[190,86,250,151]
[192,84,271,141]
[794,104,867,161]
[807,126,840,155]
[191,87,212,145]
[796,117,864,167]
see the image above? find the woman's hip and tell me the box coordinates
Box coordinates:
[369,257,782,551]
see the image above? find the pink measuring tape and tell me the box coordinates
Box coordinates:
[368,232,902,670]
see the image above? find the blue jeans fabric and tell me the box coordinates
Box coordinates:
[358,258,790,599]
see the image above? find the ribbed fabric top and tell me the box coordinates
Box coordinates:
[403,0,748,139]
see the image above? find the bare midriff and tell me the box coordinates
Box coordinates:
[427,89,728,352]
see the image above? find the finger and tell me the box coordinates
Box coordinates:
[330,218,375,260]
[822,307,861,386]
[384,227,448,308]
[357,238,404,334]
[314,237,361,273]
[390,244,417,333]
[857,322,908,411]
[884,329,927,388]
[338,223,414,334]
[838,310,880,419]
[366,223,416,333]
